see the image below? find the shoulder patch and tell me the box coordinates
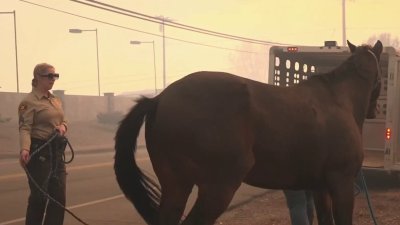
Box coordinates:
[19,104,27,112]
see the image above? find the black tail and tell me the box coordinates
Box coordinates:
[114,96,160,225]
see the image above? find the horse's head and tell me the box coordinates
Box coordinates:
[347,40,383,119]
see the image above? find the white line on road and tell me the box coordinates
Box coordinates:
[0,218,24,225]
[68,194,124,209]
[0,194,125,225]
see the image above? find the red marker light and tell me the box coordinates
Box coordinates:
[385,128,391,140]
[287,47,298,52]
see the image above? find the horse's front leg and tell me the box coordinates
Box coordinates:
[313,190,334,225]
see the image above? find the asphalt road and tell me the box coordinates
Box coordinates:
[0,149,270,225]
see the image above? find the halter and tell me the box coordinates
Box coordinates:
[364,49,382,118]
[366,49,382,89]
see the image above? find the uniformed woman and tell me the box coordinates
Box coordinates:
[18,63,68,225]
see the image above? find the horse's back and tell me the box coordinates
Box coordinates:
[156,71,255,124]
[159,71,253,109]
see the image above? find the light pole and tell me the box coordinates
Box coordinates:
[1,11,19,93]
[69,28,101,96]
[130,40,157,95]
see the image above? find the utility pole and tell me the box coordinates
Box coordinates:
[342,0,347,46]
[155,16,173,89]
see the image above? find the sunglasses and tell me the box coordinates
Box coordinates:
[40,73,60,80]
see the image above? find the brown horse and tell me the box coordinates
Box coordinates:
[114,40,383,225]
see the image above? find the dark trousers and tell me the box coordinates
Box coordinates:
[25,138,67,225]
[283,190,314,225]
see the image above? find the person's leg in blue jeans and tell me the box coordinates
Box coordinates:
[283,190,314,225]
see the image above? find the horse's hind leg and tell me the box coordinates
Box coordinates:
[156,167,194,225]
[181,182,241,225]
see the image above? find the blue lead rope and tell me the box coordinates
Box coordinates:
[359,169,379,225]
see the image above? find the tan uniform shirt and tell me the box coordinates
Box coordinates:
[18,88,68,151]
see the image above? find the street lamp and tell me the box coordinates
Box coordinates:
[69,28,101,96]
[1,11,19,93]
[130,40,157,95]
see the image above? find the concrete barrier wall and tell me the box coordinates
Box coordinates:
[0,92,27,121]
[0,91,135,122]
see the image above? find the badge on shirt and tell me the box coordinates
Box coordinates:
[19,104,27,112]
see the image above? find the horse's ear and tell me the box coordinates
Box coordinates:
[347,40,356,53]
[372,40,383,58]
